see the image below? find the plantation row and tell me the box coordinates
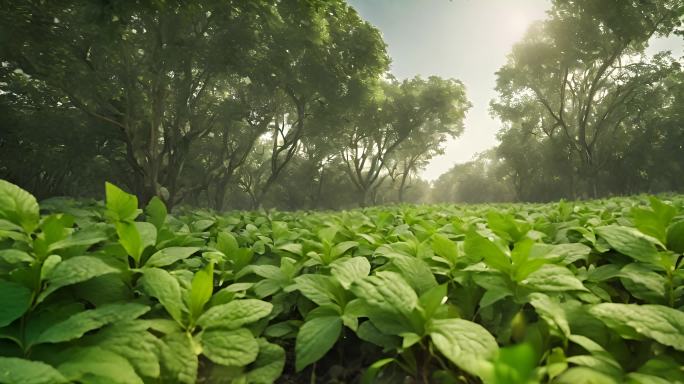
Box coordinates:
[0,179,683,383]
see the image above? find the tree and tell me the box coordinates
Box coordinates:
[238,0,389,209]
[492,0,683,197]
[340,76,470,206]
[0,1,277,206]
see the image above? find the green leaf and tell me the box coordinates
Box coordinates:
[38,256,120,304]
[158,332,197,384]
[0,179,39,233]
[145,247,200,268]
[361,358,395,384]
[116,222,142,262]
[188,262,214,321]
[555,367,618,384]
[0,249,33,265]
[522,264,587,292]
[293,274,339,306]
[529,293,571,338]
[595,225,661,263]
[81,321,160,379]
[330,257,371,289]
[197,299,272,330]
[332,241,359,258]
[386,253,437,294]
[295,316,342,372]
[429,318,498,378]
[589,303,684,351]
[0,357,67,384]
[30,302,149,347]
[57,346,143,384]
[145,196,167,230]
[418,284,447,319]
[105,182,140,222]
[618,263,666,303]
[216,231,239,255]
[0,280,32,327]
[488,343,538,384]
[666,220,684,253]
[432,234,459,265]
[200,328,259,367]
[356,320,401,349]
[464,232,510,272]
[140,268,185,323]
[245,339,286,384]
[350,271,417,315]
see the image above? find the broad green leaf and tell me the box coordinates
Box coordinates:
[351,271,417,315]
[595,225,661,263]
[666,220,684,253]
[464,232,510,272]
[105,182,140,222]
[529,293,571,338]
[38,256,120,303]
[0,179,39,233]
[431,234,459,265]
[140,268,185,323]
[57,346,142,384]
[145,196,167,230]
[356,320,401,349]
[159,332,197,384]
[522,264,587,292]
[555,367,618,384]
[116,222,142,263]
[618,263,666,303]
[418,284,447,319]
[188,262,214,321]
[589,303,684,351]
[40,255,61,281]
[30,302,149,346]
[361,358,395,384]
[488,343,537,384]
[200,328,259,367]
[330,257,371,289]
[386,253,437,294]
[82,321,160,379]
[0,280,32,327]
[216,231,239,255]
[429,318,498,378]
[46,227,109,254]
[145,247,200,268]
[197,299,272,330]
[332,241,359,258]
[0,249,32,265]
[293,274,340,306]
[0,357,67,384]
[245,339,286,384]
[295,316,342,372]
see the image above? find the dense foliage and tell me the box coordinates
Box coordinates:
[1,178,683,383]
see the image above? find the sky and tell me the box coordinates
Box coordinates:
[346,0,683,181]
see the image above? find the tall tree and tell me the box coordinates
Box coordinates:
[492,0,683,197]
[341,76,470,206]
[0,1,276,206]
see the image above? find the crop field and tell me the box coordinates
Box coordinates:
[0,179,683,384]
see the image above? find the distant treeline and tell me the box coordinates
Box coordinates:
[1,0,682,210]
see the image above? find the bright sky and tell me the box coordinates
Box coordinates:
[347,0,683,181]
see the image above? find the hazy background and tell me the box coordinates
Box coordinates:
[348,0,683,181]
